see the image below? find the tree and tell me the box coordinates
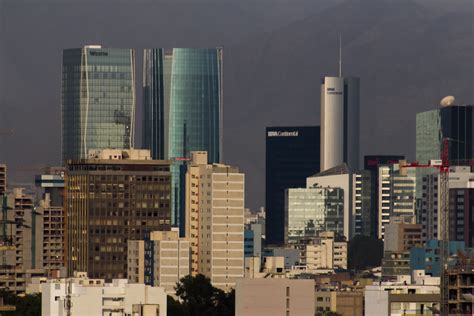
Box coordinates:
[0,289,41,316]
[348,235,383,270]
[168,274,235,316]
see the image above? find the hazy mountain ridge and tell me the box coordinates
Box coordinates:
[0,0,472,209]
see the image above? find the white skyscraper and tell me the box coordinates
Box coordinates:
[320,76,360,172]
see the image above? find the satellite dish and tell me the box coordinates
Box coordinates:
[440,96,456,107]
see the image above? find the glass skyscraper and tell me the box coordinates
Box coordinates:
[62,45,135,162]
[285,187,344,244]
[265,126,320,246]
[143,48,223,226]
[415,104,473,198]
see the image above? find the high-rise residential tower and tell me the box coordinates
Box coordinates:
[265,126,320,246]
[185,151,244,290]
[62,45,135,162]
[320,76,360,172]
[143,48,223,226]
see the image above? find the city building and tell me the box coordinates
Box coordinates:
[320,76,360,172]
[285,187,344,244]
[262,247,301,270]
[143,48,223,226]
[416,102,473,201]
[235,278,315,316]
[383,215,422,253]
[65,149,171,280]
[127,229,190,294]
[421,166,474,246]
[382,216,422,278]
[244,223,263,258]
[378,162,417,239]
[416,102,473,167]
[41,272,167,316]
[35,167,66,276]
[356,155,404,238]
[447,265,474,315]
[0,188,44,293]
[410,240,465,277]
[315,289,364,316]
[265,126,320,246]
[62,45,136,162]
[306,164,353,239]
[184,151,244,290]
[305,231,347,272]
[365,277,440,316]
[0,164,6,194]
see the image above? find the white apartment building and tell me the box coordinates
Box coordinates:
[185,151,245,290]
[378,163,416,239]
[305,231,347,272]
[421,166,473,242]
[365,279,440,316]
[128,230,191,294]
[41,272,167,316]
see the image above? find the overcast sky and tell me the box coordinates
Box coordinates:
[0,0,473,209]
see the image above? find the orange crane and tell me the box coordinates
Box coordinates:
[400,138,450,315]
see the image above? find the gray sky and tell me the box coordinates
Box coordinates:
[0,0,473,209]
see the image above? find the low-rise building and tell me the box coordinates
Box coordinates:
[235,278,315,316]
[364,273,440,316]
[128,229,191,294]
[41,272,167,316]
[306,231,347,272]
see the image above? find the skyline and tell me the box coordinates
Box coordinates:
[0,0,473,210]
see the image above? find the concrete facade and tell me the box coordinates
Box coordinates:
[320,76,360,172]
[235,278,315,316]
[65,149,172,280]
[185,151,245,290]
[306,232,347,272]
[41,273,166,316]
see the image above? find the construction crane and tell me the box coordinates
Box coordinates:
[400,138,450,315]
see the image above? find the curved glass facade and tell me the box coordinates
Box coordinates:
[143,48,223,226]
[62,46,135,162]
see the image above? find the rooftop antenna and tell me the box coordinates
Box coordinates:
[339,35,342,77]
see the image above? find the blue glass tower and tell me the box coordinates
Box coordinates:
[62,45,135,162]
[143,48,223,226]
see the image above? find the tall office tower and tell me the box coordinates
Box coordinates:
[127,230,191,294]
[354,155,405,238]
[285,187,344,244]
[416,102,473,197]
[0,164,6,195]
[421,166,473,247]
[378,162,416,240]
[35,167,65,276]
[265,126,320,246]
[65,149,171,280]
[143,48,223,227]
[185,151,244,290]
[62,45,135,162]
[320,76,360,172]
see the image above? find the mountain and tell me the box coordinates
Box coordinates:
[0,0,473,209]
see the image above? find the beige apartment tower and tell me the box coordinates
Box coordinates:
[127,229,191,294]
[185,151,245,290]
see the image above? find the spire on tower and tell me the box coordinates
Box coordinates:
[339,35,342,77]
